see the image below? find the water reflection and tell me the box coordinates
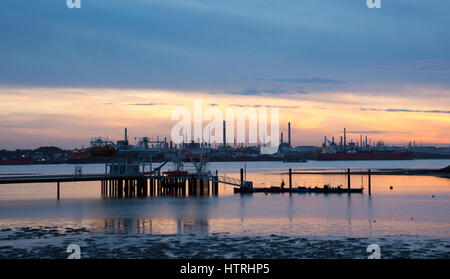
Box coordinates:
[367,196,373,236]
[346,195,352,235]
[0,191,448,238]
[90,190,374,237]
[0,161,449,239]
[94,218,210,235]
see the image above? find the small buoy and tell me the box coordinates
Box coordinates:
[390,186,393,190]
[373,220,376,223]
[432,195,435,198]
[411,217,414,220]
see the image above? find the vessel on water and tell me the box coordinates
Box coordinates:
[316,128,413,161]
[0,157,32,165]
[89,138,117,157]
[315,151,412,161]
[72,149,89,160]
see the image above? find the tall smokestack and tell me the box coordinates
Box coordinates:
[365,135,368,147]
[288,122,291,147]
[344,128,347,151]
[125,128,128,141]
[223,120,226,147]
[281,132,284,144]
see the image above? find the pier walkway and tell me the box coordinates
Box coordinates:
[0,167,371,198]
[0,173,150,184]
[0,170,255,199]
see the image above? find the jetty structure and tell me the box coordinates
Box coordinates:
[0,147,370,199]
[4,163,449,199]
[0,128,394,199]
[0,166,365,199]
[0,137,257,199]
[0,127,252,199]
[0,154,368,199]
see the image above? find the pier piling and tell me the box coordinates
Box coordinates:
[368,169,372,195]
[120,180,124,198]
[213,170,219,196]
[150,178,154,196]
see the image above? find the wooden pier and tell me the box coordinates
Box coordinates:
[0,166,372,199]
[0,172,223,199]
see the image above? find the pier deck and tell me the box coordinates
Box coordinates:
[0,167,374,198]
[0,173,151,184]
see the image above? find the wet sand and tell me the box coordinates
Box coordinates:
[1,225,449,259]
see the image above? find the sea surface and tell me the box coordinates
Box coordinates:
[0,159,449,259]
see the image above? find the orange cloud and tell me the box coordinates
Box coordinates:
[0,87,448,149]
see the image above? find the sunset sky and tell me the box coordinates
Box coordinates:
[0,0,449,149]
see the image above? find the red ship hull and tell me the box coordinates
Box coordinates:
[315,152,413,161]
[0,157,32,165]
[72,149,89,160]
[89,145,117,157]
[183,151,208,162]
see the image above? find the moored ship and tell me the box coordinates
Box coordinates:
[0,157,32,165]
[315,151,412,161]
[89,137,117,157]
[316,128,413,161]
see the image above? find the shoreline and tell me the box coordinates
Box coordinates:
[1,157,450,167]
[275,166,450,177]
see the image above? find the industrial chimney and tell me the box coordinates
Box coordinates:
[344,128,347,151]
[223,120,226,148]
[288,122,291,147]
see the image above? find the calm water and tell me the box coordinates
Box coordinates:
[0,160,449,258]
